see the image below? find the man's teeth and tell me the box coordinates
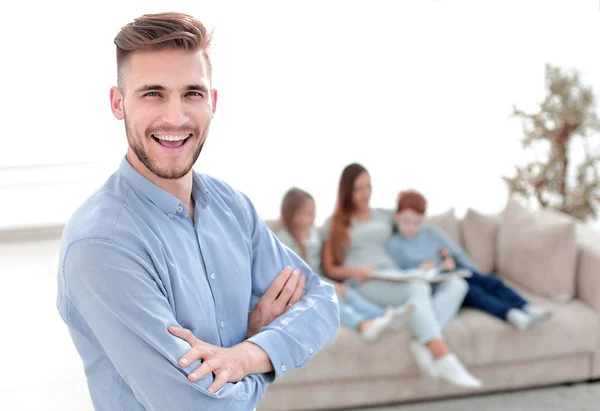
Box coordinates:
[153,134,189,141]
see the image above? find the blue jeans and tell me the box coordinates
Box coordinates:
[463,272,528,320]
[338,287,386,330]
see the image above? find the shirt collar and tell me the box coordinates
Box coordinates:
[192,172,210,210]
[118,156,210,217]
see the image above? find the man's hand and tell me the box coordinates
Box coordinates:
[168,327,271,393]
[246,266,306,338]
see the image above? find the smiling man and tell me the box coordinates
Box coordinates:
[56,12,339,411]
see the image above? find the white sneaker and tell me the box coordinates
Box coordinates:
[388,302,415,330]
[507,308,533,331]
[433,354,483,389]
[361,303,415,342]
[409,340,438,379]
[523,304,552,324]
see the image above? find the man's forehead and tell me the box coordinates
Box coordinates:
[125,49,210,88]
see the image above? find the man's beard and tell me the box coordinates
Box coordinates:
[125,118,209,180]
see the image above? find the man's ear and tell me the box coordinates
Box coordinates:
[211,88,218,115]
[110,86,125,120]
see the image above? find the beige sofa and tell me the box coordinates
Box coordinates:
[258,198,600,410]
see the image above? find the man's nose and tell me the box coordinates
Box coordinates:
[161,99,190,127]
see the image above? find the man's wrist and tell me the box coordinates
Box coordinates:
[237,341,273,376]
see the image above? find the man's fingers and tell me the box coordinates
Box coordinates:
[275,269,300,309]
[207,369,230,393]
[178,345,213,368]
[288,273,306,307]
[188,358,218,382]
[168,326,199,346]
[168,327,213,367]
[262,266,294,302]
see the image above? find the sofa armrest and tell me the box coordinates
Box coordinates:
[576,224,600,312]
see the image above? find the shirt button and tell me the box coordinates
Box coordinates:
[167,213,173,219]
[177,206,183,212]
[309,348,314,354]
[210,273,216,280]
[220,321,225,328]
[281,365,287,372]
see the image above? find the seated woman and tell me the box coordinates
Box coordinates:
[275,187,413,342]
[321,163,481,389]
[387,189,552,334]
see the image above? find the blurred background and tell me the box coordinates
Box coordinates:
[1,0,598,410]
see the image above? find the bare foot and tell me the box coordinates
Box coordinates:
[426,339,451,359]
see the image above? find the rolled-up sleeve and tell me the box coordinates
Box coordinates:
[238,193,340,381]
[63,238,267,411]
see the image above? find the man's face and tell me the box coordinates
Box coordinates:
[110,49,217,180]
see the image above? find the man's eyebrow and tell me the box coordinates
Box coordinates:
[185,84,209,93]
[134,84,209,93]
[134,84,167,93]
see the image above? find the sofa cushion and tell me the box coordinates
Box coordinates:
[576,223,600,312]
[275,282,598,386]
[496,198,578,303]
[461,209,500,274]
[461,282,599,366]
[272,310,476,385]
[425,208,462,248]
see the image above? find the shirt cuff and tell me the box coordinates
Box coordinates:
[247,328,307,383]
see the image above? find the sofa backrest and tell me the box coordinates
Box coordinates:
[460,197,581,303]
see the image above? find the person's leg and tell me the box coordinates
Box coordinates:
[431,278,469,332]
[339,289,412,341]
[355,279,423,307]
[337,297,367,331]
[463,282,533,329]
[405,282,445,345]
[357,280,481,388]
[344,287,386,318]
[470,273,527,309]
[345,286,414,333]
[473,274,552,323]
[463,283,513,320]
[354,280,443,343]
[404,283,482,389]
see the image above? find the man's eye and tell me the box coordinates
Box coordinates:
[144,92,160,97]
[187,91,204,97]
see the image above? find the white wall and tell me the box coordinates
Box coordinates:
[3,0,599,229]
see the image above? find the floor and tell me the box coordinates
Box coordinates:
[2,237,598,411]
[351,382,600,410]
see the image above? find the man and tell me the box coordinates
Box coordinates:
[56,12,340,411]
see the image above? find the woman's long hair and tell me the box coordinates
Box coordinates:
[328,163,368,266]
[280,187,313,260]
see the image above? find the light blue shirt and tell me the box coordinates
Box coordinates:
[386,225,480,272]
[56,157,340,411]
